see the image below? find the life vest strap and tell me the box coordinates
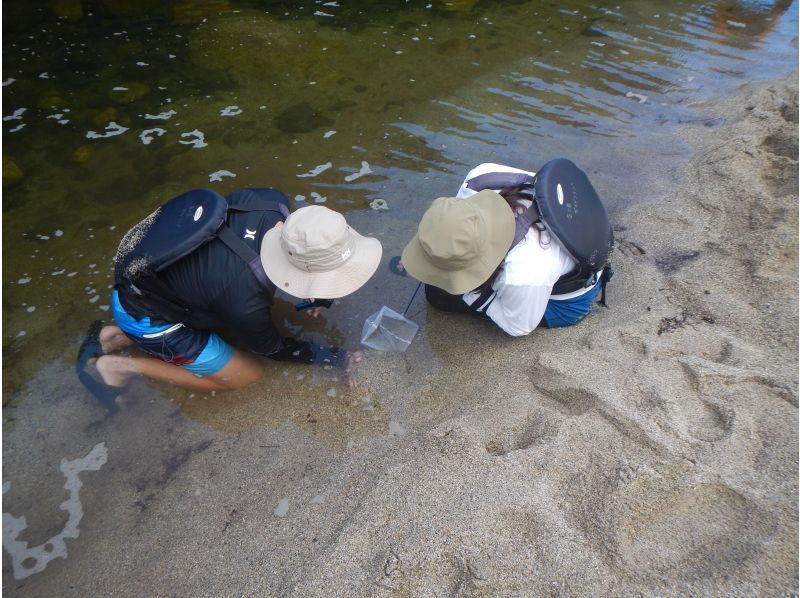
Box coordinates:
[216,225,276,294]
[597,264,614,308]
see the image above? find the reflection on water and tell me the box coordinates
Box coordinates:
[2,0,797,412]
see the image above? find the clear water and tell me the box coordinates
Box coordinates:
[3,0,797,409]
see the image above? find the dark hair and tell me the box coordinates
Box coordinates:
[470,185,534,295]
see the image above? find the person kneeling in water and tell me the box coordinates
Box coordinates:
[77,189,381,409]
[399,162,611,336]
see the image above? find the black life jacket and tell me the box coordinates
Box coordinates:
[465,158,614,305]
[113,188,289,327]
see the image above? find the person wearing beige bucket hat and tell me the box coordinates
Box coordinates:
[400,162,611,336]
[78,188,381,408]
[260,204,382,300]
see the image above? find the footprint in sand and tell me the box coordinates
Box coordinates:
[484,409,559,456]
[611,479,770,581]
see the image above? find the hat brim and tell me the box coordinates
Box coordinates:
[261,226,382,299]
[401,191,515,295]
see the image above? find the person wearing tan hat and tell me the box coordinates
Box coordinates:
[401,162,606,336]
[78,188,381,408]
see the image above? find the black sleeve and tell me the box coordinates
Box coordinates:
[185,229,347,366]
[221,303,347,366]
[267,337,348,367]
[224,306,284,356]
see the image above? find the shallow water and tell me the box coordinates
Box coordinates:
[2,0,797,410]
[1,2,798,591]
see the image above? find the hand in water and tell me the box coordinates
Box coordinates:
[304,298,324,317]
[343,350,363,388]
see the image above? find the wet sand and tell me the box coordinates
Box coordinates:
[3,74,797,596]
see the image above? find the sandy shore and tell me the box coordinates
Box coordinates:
[284,73,799,596]
[3,75,797,596]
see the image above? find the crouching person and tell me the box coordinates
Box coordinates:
[400,160,613,336]
[76,187,381,409]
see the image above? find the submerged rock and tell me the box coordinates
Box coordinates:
[441,0,481,10]
[109,82,149,104]
[37,91,69,110]
[71,145,93,164]
[3,157,24,187]
[435,37,467,56]
[97,0,160,18]
[92,107,119,128]
[52,0,83,20]
[275,102,333,134]
[173,0,230,24]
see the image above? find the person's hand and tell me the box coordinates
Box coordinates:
[305,298,323,317]
[389,255,406,277]
[343,350,363,388]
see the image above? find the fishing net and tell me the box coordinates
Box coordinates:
[361,305,419,352]
[360,282,421,352]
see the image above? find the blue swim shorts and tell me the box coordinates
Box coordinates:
[542,277,603,328]
[111,291,234,376]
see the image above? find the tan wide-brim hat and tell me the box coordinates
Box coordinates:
[401,190,515,295]
[261,205,382,299]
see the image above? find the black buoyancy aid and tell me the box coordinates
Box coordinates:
[465,159,614,304]
[113,187,289,326]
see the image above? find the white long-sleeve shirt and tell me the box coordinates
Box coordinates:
[456,163,578,336]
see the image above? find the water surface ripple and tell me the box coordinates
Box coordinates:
[2,0,797,404]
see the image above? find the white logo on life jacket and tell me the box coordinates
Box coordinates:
[244,228,257,241]
[193,206,203,221]
[556,184,564,206]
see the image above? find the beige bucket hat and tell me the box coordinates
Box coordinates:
[261,205,382,299]
[401,190,515,295]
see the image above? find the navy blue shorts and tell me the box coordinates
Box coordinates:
[111,291,234,376]
[425,279,601,329]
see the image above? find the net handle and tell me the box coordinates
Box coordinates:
[403,282,422,316]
